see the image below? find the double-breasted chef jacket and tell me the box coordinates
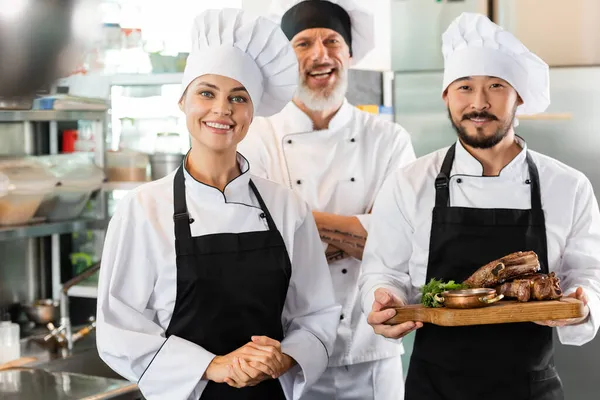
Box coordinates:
[238,99,416,366]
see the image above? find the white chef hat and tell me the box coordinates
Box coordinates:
[180,8,298,117]
[269,0,374,64]
[441,12,550,115]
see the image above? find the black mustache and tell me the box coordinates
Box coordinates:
[462,112,498,121]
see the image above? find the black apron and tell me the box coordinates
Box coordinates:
[165,166,290,399]
[405,144,564,400]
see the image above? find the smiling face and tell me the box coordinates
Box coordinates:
[444,75,523,149]
[179,74,254,154]
[291,27,350,111]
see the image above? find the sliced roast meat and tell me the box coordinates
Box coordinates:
[464,251,541,288]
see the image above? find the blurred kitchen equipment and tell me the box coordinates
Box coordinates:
[35,154,105,221]
[0,98,33,110]
[0,320,20,363]
[0,160,58,225]
[150,153,184,180]
[22,299,60,325]
[150,132,183,180]
[44,262,101,352]
[154,132,182,154]
[105,150,149,182]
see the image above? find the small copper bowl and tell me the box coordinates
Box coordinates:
[433,288,504,309]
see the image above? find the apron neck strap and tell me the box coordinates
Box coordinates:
[525,151,543,210]
[249,180,278,231]
[434,143,543,210]
[434,144,456,207]
[173,165,193,240]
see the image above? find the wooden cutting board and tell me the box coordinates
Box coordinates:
[385,298,585,327]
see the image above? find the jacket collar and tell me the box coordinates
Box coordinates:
[453,136,529,181]
[272,98,354,136]
[183,152,253,204]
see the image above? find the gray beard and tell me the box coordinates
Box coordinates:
[295,68,348,111]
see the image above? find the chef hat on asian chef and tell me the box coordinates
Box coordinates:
[180,8,298,117]
[441,12,550,116]
[269,0,375,64]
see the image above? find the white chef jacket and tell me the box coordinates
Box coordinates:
[237,99,416,366]
[96,154,341,400]
[359,137,600,346]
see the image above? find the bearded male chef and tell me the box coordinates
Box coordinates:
[237,1,416,398]
[359,12,600,400]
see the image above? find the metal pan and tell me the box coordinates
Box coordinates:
[433,288,504,309]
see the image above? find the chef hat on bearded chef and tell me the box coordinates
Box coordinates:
[180,8,298,117]
[269,0,375,64]
[441,12,550,116]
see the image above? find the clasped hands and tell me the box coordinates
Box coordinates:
[205,336,295,388]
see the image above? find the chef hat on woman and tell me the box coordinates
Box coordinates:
[441,12,550,115]
[269,0,375,64]
[180,8,298,117]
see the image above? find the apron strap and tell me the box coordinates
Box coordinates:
[434,144,456,207]
[249,179,278,232]
[525,152,543,211]
[173,165,194,256]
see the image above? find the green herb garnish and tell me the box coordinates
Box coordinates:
[421,278,469,308]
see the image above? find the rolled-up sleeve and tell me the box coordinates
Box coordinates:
[96,209,215,400]
[358,173,415,317]
[279,205,341,399]
[556,176,600,346]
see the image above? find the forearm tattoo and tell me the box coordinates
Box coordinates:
[319,228,366,249]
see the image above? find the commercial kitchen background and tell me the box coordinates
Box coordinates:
[0,1,598,399]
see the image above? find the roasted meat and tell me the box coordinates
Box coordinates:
[495,272,563,302]
[464,251,541,288]
[531,272,563,300]
[497,280,531,302]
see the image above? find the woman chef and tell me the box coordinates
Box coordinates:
[359,12,600,400]
[96,8,340,400]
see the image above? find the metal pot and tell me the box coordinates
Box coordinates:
[433,288,504,309]
[149,153,184,180]
[22,299,60,325]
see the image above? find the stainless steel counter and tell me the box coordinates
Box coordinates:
[1,329,143,399]
[0,368,138,399]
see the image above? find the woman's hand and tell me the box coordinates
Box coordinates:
[204,336,296,387]
[224,336,296,388]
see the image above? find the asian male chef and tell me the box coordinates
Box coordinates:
[237,1,416,399]
[96,8,341,400]
[359,12,600,400]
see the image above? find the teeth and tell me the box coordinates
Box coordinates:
[310,69,333,76]
[206,122,232,130]
[470,118,489,122]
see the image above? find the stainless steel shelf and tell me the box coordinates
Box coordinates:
[67,285,98,298]
[0,218,109,241]
[0,110,107,122]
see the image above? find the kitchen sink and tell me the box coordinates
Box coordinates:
[27,347,143,399]
[33,348,125,381]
